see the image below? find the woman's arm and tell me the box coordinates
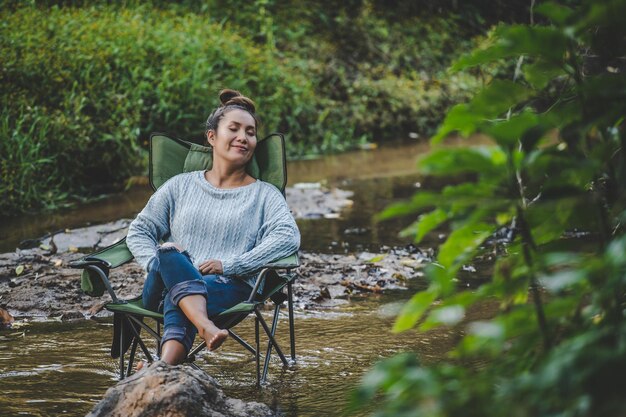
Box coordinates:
[220,190,300,277]
[126,180,176,271]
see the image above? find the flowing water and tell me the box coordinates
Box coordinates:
[0,138,491,416]
[1,285,495,416]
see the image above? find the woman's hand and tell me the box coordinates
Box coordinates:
[199,259,223,275]
[160,242,185,252]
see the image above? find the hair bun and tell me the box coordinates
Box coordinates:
[219,89,241,105]
[218,88,256,114]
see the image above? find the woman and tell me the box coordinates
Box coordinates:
[126,89,300,365]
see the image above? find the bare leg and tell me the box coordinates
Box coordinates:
[135,339,187,370]
[161,340,188,364]
[177,294,228,351]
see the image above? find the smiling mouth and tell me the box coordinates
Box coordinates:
[232,146,248,151]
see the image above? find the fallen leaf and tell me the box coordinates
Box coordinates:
[68,246,79,253]
[15,265,24,276]
[368,254,387,263]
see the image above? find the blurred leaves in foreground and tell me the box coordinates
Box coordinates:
[357,1,626,416]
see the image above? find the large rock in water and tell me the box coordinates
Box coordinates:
[87,361,278,417]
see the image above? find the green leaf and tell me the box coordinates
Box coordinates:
[535,2,574,25]
[520,123,551,153]
[523,59,565,90]
[400,209,448,244]
[438,220,495,271]
[470,80,532,117]
[432,104,476,143]
[452,25,569,72]
[525,198,594,246]
[433,80,532,144]
[422,146,507,177]
[393,289,438,333]
[541,100,582,129]
[368,254,387,263]
[377,191,440,220]
[483,111,540,148]
[15,265,24,276]
[420,305,465,331]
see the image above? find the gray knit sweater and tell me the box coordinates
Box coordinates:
[126,171,300,287]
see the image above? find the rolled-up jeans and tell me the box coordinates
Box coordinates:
[142,246,251,354]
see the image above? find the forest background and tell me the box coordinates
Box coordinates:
[1,0,526,213]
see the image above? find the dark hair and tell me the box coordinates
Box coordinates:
[205,89,258,136]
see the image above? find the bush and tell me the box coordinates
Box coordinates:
[0,1,488,213]
[0,4,322,211]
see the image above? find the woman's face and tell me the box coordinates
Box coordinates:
[207,109,257,167]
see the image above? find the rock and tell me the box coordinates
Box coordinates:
[60,311,85,321]
[0,307,14,328]
[286,186,354,219]
[40,219,132,254]
[87,361,278,417]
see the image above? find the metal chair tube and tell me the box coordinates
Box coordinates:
[255,311,288,366]
[255,316,261,386]
[126,316,155,363]
[248,268,271,302]
[85,265,119,303]
[262,303,281,382]
[126,338,139,378]
[287,280,296,363]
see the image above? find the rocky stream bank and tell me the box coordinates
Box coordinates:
[0,184,432,324]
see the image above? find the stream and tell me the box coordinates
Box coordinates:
[0,138,490,416]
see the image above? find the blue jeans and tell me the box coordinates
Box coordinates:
[142,246,252,354]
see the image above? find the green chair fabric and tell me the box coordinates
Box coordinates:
[150,132,287,193]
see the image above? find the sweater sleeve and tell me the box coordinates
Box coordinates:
[221,189,300,277]
[126,179,176,271]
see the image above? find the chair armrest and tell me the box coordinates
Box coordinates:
[68,257,113,269]
[261,252,300,270]
[69,257,120,302]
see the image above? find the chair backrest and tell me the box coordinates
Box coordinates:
[150,132,288,193]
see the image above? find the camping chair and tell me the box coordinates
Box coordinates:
[69,132,300,385]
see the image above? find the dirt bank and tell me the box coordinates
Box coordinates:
[0,241,431,321]
[0,185,432,322]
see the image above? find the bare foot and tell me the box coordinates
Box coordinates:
[206,329,229,351]
[135,360,146,372]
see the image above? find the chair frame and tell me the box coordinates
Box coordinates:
[69,131,299,385]
[72,247,299,385]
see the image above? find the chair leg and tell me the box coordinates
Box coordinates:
[255,311,288,367]
[255,316,261,386]
[157,320,162,357]
[126,338,139,378]
[119,321,125,380]
[262,303,281,382]
[126,316,156,363]
[288,281,296,363]
[229,330,256,355]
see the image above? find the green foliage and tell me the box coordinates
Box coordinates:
[359,0,626,416]
[1,1,484,213]
[2,5,311,211]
